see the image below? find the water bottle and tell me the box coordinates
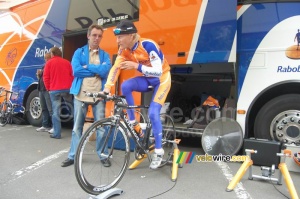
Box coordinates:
[140,123,146,135]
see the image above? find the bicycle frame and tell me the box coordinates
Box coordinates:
[101,99,153,161]
[75,92,179,195]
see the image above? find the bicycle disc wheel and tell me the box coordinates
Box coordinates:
[74,118,130,195]
[159,113,176,167]
[0,102,11,127]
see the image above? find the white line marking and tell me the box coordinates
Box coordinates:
[0,125,32,132]
[4,148,69,185]
[215,161,252,199]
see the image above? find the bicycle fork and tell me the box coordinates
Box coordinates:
[98,117,121,160]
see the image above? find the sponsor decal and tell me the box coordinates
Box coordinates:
[277,65,300,72]
[35,46,62,58]
[157,84,170,100]
[6,48,17,66]
[109,67,119,83]
[149,51,158,62]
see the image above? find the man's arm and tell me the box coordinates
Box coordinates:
[137,40,163,77]
[71,48,95,77]
[43,63,50,90]
[85,51,112,79]
[104,55,124,92]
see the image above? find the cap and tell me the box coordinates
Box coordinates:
[113,20,137,35]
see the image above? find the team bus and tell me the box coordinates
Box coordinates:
[1,0,300,144]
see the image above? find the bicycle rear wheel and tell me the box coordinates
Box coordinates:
[74,118,130,195]
[159,113,176,167]
[0,102,12,127]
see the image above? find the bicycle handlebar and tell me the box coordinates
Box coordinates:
[84,91,149,109]
[84,91,115,101]
[0,87,18,98]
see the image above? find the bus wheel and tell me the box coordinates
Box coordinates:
[254,94,300,144]
[25,90,42,127]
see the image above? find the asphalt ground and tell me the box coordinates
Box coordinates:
[0,123,300,199]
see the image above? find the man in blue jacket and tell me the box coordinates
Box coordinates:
[61,24,112,167]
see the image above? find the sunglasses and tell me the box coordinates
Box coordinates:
[113,28,122,35]
[113,28,134,35]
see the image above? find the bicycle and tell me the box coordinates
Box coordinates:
[74,92,177,195]
[0,87,25,127]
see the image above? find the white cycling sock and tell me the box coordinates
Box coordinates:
[154,148,164,155]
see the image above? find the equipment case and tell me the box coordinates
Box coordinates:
[243,138,282,167]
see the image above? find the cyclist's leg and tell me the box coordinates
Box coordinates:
[148,102,163,148]
[67,98,87,160]
[121,76,150,120]
[122,77,151,137]
[148,73,171,169]
[149,72,171,149]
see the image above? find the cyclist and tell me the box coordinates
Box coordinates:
[103,20,171,169]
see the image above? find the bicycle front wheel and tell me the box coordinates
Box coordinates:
[74,118,130,195]
[0,102,12,127]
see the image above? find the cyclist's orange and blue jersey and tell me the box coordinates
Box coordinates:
[105,38,171,105]
[105,37,171,149]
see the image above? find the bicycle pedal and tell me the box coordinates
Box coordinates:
[135,147,144,154]
[135,153,145,160]
[134,149,146,159]
[134,147,146,158]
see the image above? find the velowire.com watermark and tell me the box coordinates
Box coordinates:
[176,152,248,164]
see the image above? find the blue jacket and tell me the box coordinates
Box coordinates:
[70,44,111,95]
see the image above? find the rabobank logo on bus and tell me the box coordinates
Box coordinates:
[277,65,300,73]
[35,46,62,58]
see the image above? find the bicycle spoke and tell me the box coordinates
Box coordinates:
[75,118,130,195]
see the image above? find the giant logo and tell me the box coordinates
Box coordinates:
[6,48,17,66]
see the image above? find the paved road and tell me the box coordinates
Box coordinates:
[0,124,299,199]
